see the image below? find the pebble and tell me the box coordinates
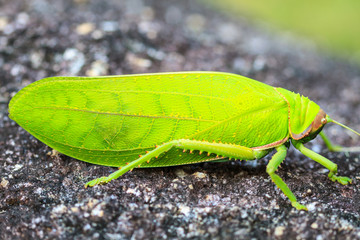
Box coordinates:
[126,53,152,69]
[91,29,104,39]
[274,226,285,237]
[76,22,95,35]
[101,21,118,32]
[205,194,220,203]
[13,164,23,171]
[16,12,29,26]
[240,211,248,219]
[307,202,318,212]
[1,178,9,188]
[10,64,25,77]
[217,23,241,44]
[71,207,79,213]
[165,6,182,25]
[0,17,8,31]
[63,48,85,74]
[86,60,108,76]
[5,150,13,155]
[178,204,191,216]
[192,172,207,179]
[30,51,44,69]
[316,235,324,240]
[176,227,185,237]
[51,205,68,215]
[83,224,91,232]
[91,204,104,218]
[126,187,141,197]
[311,144,321,153]
[253,56,266,71]
[175,168,187,178]
[233,57,252,74]
[34,187,43,195]
[311,222,319,229]
[185,14,206,33]
[141,7,155,21]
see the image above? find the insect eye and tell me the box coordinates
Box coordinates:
[321,118,327,124]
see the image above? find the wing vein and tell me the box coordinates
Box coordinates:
[32,106,218,122]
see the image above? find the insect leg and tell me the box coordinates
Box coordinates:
[85,141,175,188]
[85,139,266,188]
[266,145,307,211]
[319,131,360,152]
[292,140,352,185]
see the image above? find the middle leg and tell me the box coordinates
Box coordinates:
[266,144,307,210]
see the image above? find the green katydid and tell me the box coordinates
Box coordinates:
[8,72,360,210]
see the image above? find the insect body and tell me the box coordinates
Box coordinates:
[8,72,360,210]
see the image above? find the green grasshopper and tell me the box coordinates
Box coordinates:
[8,72,360,210]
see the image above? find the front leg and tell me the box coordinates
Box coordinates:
[292,140,352,185]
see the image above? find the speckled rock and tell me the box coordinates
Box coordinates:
[1,0,360,239]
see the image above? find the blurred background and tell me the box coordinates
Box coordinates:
[207,0,360,64]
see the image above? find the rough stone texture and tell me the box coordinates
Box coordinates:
[1,0,360,239]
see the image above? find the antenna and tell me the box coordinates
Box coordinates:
[322,115,360,152]
[326,116,360,137]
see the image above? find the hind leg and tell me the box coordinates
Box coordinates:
[85,139,266,187]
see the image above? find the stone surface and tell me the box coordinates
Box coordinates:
[1,0,360,239]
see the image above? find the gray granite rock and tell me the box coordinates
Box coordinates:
[1,0,360,239]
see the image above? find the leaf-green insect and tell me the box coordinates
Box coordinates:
[9,72,360,210]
